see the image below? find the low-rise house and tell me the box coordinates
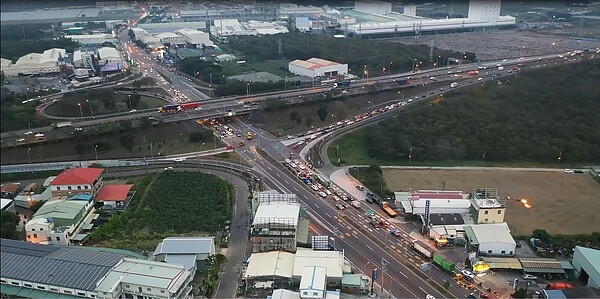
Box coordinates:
[50,167,104,197]
[94,184,134,211]
[153,237,216,277]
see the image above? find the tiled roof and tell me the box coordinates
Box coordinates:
[95,185,133,201]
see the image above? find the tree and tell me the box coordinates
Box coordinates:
[265,98,283,111]
[295,117,302,124]
[0,211,20,240]
[532,229,551,243]
[317,103,328,121]
[119,134,136,153]
[290,111,299,121]
[127,94,141,109]
[119,119,133,130]
[304,116,314,128]
[513,288,527,298]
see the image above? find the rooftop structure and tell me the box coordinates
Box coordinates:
[299,266,327,299]
[252,201,301,252]
[395,190,471,215]
[464,223,516,256]
[50,168,104,186]
[289,58,348,78]
[95,184,134,210]
[175,28,214,47]
[278,4,323,18]
[64,34,118,45]
[2,48,66,77]
[293,248,344,282]
[153,237,216,277]
[244,251,296,279]
[26,199,95,245]
[253,202,300,227]
[469,188,506,224]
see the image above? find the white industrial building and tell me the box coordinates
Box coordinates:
[243,248,346,288]
[64,34,118,45]
[288,58,348,78]
[346,0,516,37]
[395,190,471,215]
[210,19,288,38]
[251,201,301,252]
[278,4,323,18]
[464,223,516,256]
[1,48,66,77]
[175,28,214,47]
[155,32,185,46]
[97,47,123,72]
[571,246,600,288]
[354,1,392,15]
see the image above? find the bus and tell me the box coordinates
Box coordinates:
[315,174,331,188]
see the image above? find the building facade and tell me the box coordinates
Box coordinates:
[50,168,104,197]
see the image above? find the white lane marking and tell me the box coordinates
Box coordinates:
[275,173,281,177]
[399,271,408,278]
[365,244,374,251]
[294,188,299,192]
[325,213,332,218]
[419,287,427,294]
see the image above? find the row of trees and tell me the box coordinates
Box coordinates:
[227,32,475,76]
[338,59,600,164]
[1,37,78,62]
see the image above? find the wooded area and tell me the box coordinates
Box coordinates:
[335,59,600,164]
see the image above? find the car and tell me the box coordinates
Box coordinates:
[523,274,538,280]
[564,169,574,173]
[426,295,435,299]
[311,185,319,191]
[366,192,374,198]
[335,204,345,210]
[574,170,584,174]
[284,158,291,164]
[226,145,234,150]
[24,131,33,135]
[173,158,183,162]
[164,167,174,171]
[129,109,137,113]
[365,197,374,204]
[238,141,246,147]
[466,293,477,299]
[356,185,364,191]
[461,270,475,281]
[478,77,484,81]
[318,191,327,198]
[16,138,26,142]
[390,229,401,237]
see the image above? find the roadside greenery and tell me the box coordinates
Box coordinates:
[1,37,78,62]
[197,254,227,297]
[0,211,20,240]
[349,166,394,199]
[89,172,232,252]
[332,59,600,165]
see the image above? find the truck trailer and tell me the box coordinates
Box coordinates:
[433,254,456,272]
[412,240,435,258]
[381,202,397,217]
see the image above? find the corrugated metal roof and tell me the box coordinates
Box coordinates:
[575,246,600,267]
[50,167,104,186]
[164,254,197,271]
[519,258,565,274]
[95,185,133,201]
[46,247,124,267]
[154,237,215,255]
[0,239,58,257]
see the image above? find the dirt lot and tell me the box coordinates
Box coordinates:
[383,169,600,235]
[394,29,600,61]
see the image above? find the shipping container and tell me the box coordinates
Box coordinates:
[179,102,200,111]
[433,253,456,272]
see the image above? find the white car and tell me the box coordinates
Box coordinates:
[298,164,306,170]
[24,131,33,135]
[16,138,26,142]
[164,167,174,171]
[173,158,183,162]
[523,274,537,280]
[318,191,328,198]
[311,185,320,191]
[564,169,574,173]
[461,270,475,281]
[284,159,291,164]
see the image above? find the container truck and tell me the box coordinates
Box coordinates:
[178,102,200,111]
[432,254,456,272]
[158,104,179,113]
[381,201,397,217]
[52,121,72,129]
[412,240,434,258]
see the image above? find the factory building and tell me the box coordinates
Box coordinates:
[288,58,348,78]
[175,28,214,47]
[1,48,66,77]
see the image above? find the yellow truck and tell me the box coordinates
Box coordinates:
[381,202,398,218]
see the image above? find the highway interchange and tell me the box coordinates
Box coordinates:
[4,23,599,298]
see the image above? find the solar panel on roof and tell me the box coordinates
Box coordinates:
[0,239,58,257]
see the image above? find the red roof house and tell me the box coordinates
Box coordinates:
[95,185,134,210]
[50,168,105,186]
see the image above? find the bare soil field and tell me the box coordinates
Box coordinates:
[383,169,600,235]
[393,29,600,61]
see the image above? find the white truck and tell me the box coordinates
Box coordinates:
[450,82,458,88]
[52,121,72,129]
[412,240,435,258]
[351,201,361,208]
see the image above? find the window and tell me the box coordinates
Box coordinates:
[40,228,43,231]
[24,283,32,288]
[57,186,61,190]
[37,286,47,290]
[497,210,502,214]
[302,292,309,296]
[77,186,82,190]
[51,287,59,292]
[313,292,319,296]
[125,284,130,288]
[68,186,72,190]
[32,228,36,231]
[90,295,96,298]
[161,290,165,294]
[56,237,61,241]
[501,250,506,255]
[64,290,72,294]
[0,279,6,283]
[484,219,488,222]
[11,282,20,286]
[77,292,86,296]
[147,287,152,291]
[487,250,492,254]
[33,234,37,238]
[484,210,488,215]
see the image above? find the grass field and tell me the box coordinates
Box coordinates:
[45,93,166,117]
[383,169,600,235]
[221,59,291,78]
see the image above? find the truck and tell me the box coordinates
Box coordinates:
[334,81,352,88]
[52,121,72,129]
[158,104,179,113]
[412,240,435,258]
[351,201,360,209]
[381,201,397,217]
[178,102,200,111]
[247,132,253,140]
[450,82,458,88]
[396,79,410,85]
[432,254,456,272]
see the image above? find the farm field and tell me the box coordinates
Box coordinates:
[382,169,600,236]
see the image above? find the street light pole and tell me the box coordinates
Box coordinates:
[389,61,392,75]
[77,103,84,120]
[331,114,337,123]
[199,142,205,171]
[150,142,154,160]
[409,147,413,165]
[128,94,132,110]
[246,83,250,99]
[27,148,32,164]
[94,145,99,161]
[87,99,93,115]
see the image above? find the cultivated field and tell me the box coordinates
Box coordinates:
[383,169,600,235]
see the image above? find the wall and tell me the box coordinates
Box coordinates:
[478,242,515,256]
[475,207,505,224]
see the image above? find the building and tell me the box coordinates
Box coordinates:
[210,19,247,38]
[1,183,21,199]
[153,237,216,277]
[571,246,600,288]
[95,258,193,299]
[464,223,516,256]
[2,48,66,77]
[25,198,96,245]
[469,188,506,224]
[175,28,213,47]
[64,34,118,45]
[97,47,123,72]
[50,167,104,197]
[0,239,142,298]
[354,1,392,15]
[299,266,326,298]
[155,32,184,46]
[12,177,53,208]
[242,21,289,35]
[288,58,348,78]
[468,0,502,22]
[1,198,15,212]
[251,201,301,252]
[0,239,192,299]
[94,184,134,210]
[243,249,346,291]
[278,4,323,19]
[73,49,97,70]
[395,190,471,216]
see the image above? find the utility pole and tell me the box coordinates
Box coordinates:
[380,258,388,296]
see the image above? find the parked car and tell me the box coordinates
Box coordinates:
[523,274,537,280]
[226,145,234,150]
[461,270,475,282]
[318,191,327,198]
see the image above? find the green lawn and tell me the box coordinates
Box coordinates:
[45,94,167,117]
[221,59,292,78]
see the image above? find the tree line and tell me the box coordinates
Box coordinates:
[339,59,600,164]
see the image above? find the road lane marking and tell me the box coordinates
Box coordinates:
[325,212,332,218]
[365,244,374,251]
[399,271,408,278]
[275,173,281,177]
[419,287,427,294]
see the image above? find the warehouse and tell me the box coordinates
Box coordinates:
[288,58,348,78]
[395,190,471,215]
[64,34,118,45]
[572,246,600,288]
[2,48,66,77]
[175,28,214,47]
[464,223,516,257]
[97,47,123,72]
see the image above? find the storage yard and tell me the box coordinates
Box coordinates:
[383,169,600,235]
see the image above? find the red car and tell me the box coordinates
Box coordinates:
[226,145,234,150]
